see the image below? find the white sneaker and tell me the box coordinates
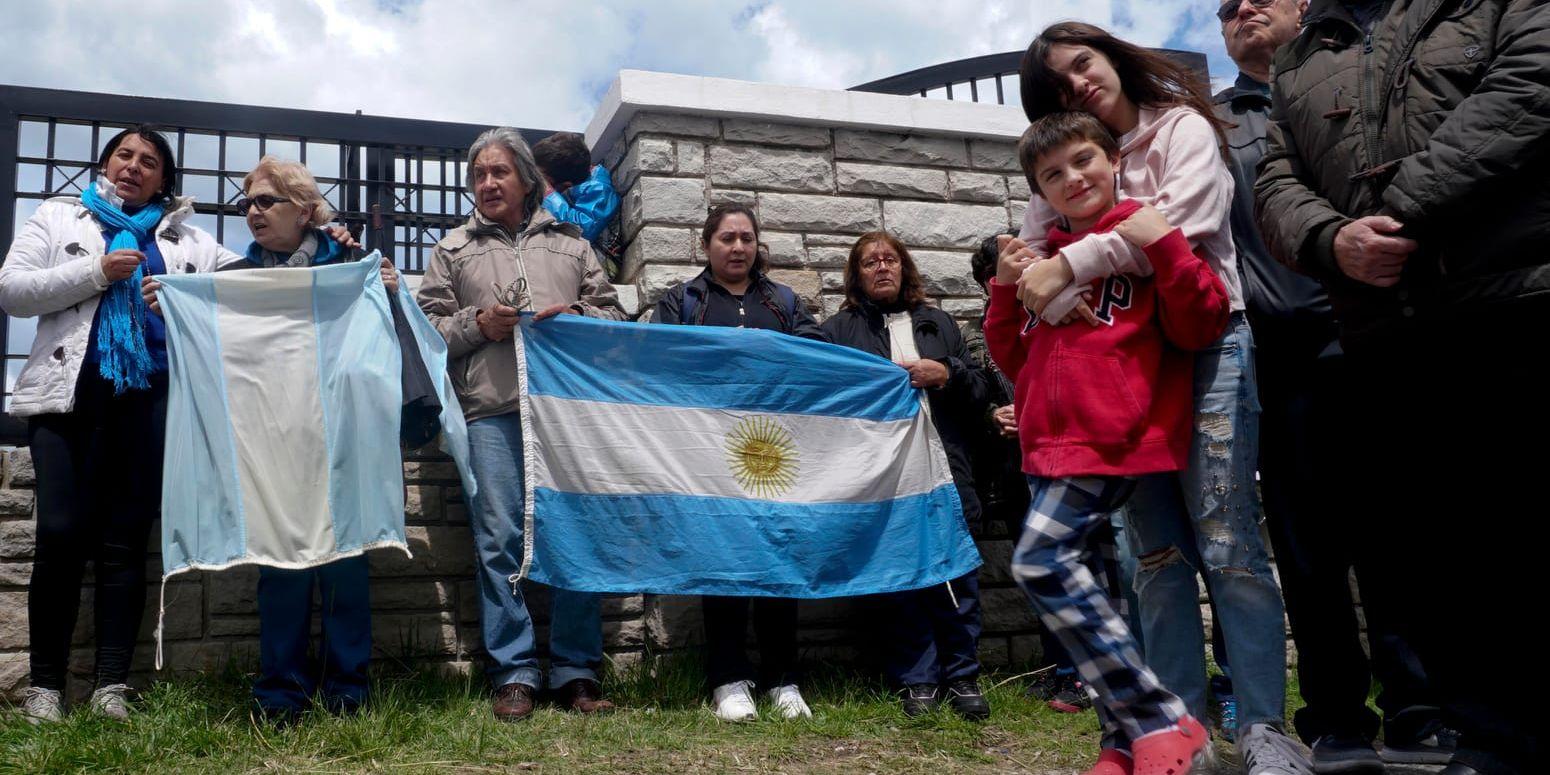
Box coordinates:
[1238,723,1313,775]
[89,683,133,721]
[711,680,758,722]
[765,684,811,719]
[20,687,65,725]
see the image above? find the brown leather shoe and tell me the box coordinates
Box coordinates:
[492,682,536,721]
[555,678,614,714]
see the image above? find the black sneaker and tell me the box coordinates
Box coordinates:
[945,679,990,722]
[1381,719,1459,765]
[1025,671,1059,702]
[900,684,939,717]
[1047,673,1092,714]
[1310,733,1384,774]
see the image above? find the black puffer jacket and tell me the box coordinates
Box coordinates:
[822,300,988,529]
[1255,0,1550,347]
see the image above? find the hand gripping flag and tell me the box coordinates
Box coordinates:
[514,314,981,598]
[153,254,475,665]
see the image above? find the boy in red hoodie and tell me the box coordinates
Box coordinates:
[986,112,1229,775]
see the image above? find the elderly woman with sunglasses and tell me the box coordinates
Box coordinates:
[0,125,241,723]
[144,156,395,724]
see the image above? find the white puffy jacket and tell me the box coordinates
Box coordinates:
[0,186,240,417]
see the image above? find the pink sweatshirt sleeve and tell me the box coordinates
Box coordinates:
[1056,111,1232,289]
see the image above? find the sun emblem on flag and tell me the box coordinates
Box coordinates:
[725,416,799,498]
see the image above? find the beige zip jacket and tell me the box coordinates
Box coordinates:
[416,208,623,421]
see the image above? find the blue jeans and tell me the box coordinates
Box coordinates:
[467,412,603,690]
[1124,314,1286,730]
[254,555,371,713]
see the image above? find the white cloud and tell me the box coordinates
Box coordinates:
[0,0,1232,131]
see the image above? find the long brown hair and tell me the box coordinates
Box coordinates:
[701,203,768,276]
[1019,21,1230,158]
[842,232,929,311]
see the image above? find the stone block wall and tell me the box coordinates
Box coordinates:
[600,111,1030,323]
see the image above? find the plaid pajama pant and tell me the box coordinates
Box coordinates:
[1013,475,1191,746]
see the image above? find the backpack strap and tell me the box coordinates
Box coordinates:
[678,285,699,325]
[777,284,799,325]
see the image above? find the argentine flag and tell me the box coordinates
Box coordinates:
[154,255,475,587]
[515,314,981,598]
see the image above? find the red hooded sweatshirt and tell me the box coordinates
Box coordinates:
[985,199,1230,478]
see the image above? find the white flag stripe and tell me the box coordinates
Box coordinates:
[527,394,955,504]
[213,270,338,562]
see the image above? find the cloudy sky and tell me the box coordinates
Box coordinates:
[1,0,1235,131]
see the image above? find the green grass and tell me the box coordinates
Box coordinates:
[1,656,1114,774]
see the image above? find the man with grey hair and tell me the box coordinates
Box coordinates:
[1215,1,1446,772]
[417,126,624,721]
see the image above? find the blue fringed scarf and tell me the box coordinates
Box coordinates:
[80,184,165,394]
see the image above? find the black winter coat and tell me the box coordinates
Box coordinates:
[1256,0,1550,347]
[821,300,988,529]
[652,267,827,341]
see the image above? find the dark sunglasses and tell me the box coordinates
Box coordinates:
[235,194,293,215]
[1217,0,1276,22]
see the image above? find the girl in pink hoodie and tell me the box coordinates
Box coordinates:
[1004,21,1301,775]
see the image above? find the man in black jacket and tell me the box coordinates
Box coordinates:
[1255,2,1550,773]
[1218,2,1444,773]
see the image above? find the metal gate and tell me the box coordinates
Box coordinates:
[0,84,553,438]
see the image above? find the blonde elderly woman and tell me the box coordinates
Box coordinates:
[144,156,396,724]
[0,125,240,724]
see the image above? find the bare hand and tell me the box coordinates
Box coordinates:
[379,259,399,294]
[1113,204,1173,248]
[1334,216,1418,287]
[901,359,950,389]
[101,249,145,283]
[477,304,520,341]
[533,303,573,322]
[1054,300,1103,327]
[140,275,162,316]
[1017,254,1075,316]
[993,404,1017,437]
[995,235,1037,285]
[325,225,361,250]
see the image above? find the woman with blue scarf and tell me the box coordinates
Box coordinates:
[0,126,240,723]
[146,156,398,724]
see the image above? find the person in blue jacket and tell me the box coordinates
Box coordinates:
[532,132,620,246]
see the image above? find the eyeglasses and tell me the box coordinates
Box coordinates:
[491,277,530,310]
[861,255,901,271]
[1217,0,1276,22]
[236,194,293,215]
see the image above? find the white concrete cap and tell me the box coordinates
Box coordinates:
[586,70,1027,160]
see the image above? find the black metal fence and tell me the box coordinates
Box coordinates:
[0,84,552,431]
[850,49,1209,105]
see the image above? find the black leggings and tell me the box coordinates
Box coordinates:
[27,370,167,690]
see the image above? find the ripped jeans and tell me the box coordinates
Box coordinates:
[1124,313,1287,730]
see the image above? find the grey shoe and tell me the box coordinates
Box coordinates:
[1380,720,1459,765]
[1239,723,1313,774]
[20,687,65,725]
[88,683,133,721]
[1308,733,1383,774]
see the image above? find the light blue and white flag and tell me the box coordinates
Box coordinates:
[153,255,475,662]
[514,314,980,598]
